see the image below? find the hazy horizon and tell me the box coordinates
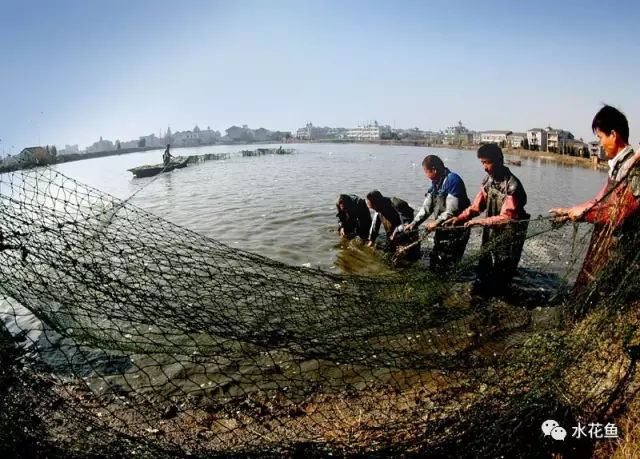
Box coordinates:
[1,0,639,154]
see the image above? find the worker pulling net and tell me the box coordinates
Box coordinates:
[1,166,639,457]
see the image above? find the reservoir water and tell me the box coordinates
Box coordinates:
[51,142,605,270]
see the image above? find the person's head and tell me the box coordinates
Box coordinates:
[592,105,629,158]
[366,190,384,211]
[166,143,170,148]
[477,144,504,177]
[421,155,445,181]
[336,194,351,212]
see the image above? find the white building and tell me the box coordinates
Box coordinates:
[120,140,139,149]
[507,132,527,148]
[480,130,512,144]
[139,134,164,148]
[297,123,330,140]
[60,144,79,155]
[546,128,574,153]
[588,140,604,159]
[86,136,115,153]
[347,123,383,140]
[526,129,547,151]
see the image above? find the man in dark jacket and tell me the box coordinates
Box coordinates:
[163,144,172,166]
[445,144,529,294]
[336,194,372,240]
[404,155,471,270]
[366,190,420,259]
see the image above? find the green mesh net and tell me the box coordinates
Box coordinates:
[1,166,639,457]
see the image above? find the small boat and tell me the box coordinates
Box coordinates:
[128,156,188,178]
[506,159,522,167]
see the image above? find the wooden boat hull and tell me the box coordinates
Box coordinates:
[128,157,188,178]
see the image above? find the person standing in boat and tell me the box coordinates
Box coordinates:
[366,190,420,260]
[444,144,529,295]
[336,194,372,241]
[403,155,471,270]
[163,144,173,167]
[549,105,639,302]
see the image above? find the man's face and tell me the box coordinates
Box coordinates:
[338,202,345,212]
[596,128,620,159]
[424,166,438,181]
[480,158,496,176]
[366,199,376,211]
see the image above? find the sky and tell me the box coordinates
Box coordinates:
[0,0,639,154]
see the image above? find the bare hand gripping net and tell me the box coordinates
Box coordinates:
[1,167,639,457]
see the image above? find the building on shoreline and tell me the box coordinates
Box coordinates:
[346,122,391,140]
[566,139,589,157]
[297,123,326,140]
[444,121,473,144]
[87,136,115,153]
[546,128,574,153]
[507,132,527,148]
[60,144,79,155]
[589,140,604,159]
[172,126,221,146]
[526,128,547,151]
[480,130,512,145]
[222,125,290,143]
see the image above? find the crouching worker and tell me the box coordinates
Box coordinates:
[404,155,471,270]
[445,144,529,295]
[336,194,372,241]
[366,190,420,260]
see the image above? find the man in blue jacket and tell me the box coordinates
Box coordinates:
[404,155,471,270]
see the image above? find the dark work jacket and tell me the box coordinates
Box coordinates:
[336,194,372,240]
[368,197,414,241]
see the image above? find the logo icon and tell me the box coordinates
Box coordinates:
[551,426,567,441]
[542,419,559,437]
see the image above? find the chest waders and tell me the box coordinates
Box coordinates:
[475,186,528,293]
[574,166,640,307]
[431,194,470,271]
[382,213,421,261]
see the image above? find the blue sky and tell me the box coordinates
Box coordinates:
[1,0,638,153]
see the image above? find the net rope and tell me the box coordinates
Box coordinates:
[1,166,639,457]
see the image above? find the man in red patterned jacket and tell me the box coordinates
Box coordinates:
[445,143,529,295]
[550,105,638,294]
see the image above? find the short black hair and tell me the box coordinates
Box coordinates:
[592,105,629,143]
[421,155,445,174]
[366,190,383,207]
[477,143,504,165]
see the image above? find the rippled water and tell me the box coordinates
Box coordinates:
[52,142,605,270]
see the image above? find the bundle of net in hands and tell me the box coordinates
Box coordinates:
[1,167,639,457]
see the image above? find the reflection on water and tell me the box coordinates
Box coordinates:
[53,143,605,270]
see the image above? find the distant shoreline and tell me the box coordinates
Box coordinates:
[292,138,607,171]
[0,141,284,173]
[0,138,606,173]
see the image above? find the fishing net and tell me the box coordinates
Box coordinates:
[1,166,639,457]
